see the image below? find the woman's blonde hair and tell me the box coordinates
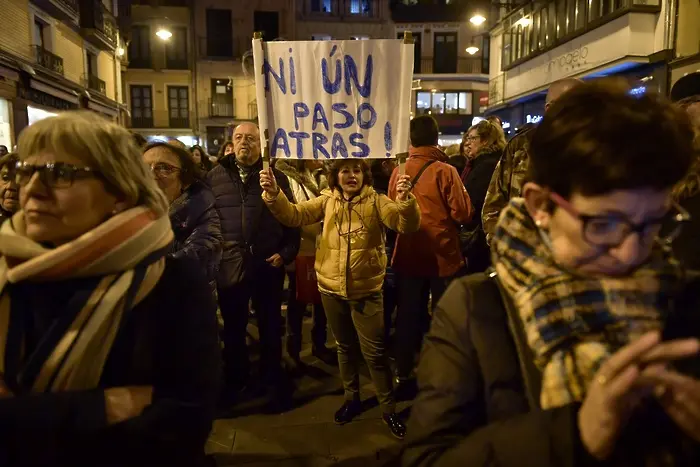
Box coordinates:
[17,111,169,216]
[466,120,507,155]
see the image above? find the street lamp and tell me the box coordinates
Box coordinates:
[466,45,479,55]
[469,15,486,26]
[156,28,172,40]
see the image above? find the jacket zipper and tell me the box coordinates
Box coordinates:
[345,199,352,298]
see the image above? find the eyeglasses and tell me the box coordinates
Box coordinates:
[464,136,480,143]
[15,161,99,188]
[149,162,181,178]
[1,168,15,183]
[233,134,257,144]
[549,192,691,248]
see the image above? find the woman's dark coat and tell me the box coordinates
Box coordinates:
[402,272,700,467]
[169,180,223,287]
[0,257,221,466]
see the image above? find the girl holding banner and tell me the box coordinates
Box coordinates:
[259,159,419,439]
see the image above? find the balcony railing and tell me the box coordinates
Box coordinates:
[209,100,234,118]
[79,0,118,50]
[32,0,79,24]
[34,46,64,75]
[129,110,195,129]
[197,36,240,60]
[87,74,106,94]
[418,57,484,75]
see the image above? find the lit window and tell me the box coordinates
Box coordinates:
[312,34,332,41]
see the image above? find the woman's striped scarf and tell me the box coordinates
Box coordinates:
[492,198,683,409]
[0,207,173,393]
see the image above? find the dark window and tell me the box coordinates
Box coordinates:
[311,0,332,13]
[433,32,457,74]
[210,78,233,117]
[130,85,153,128]
[556,0,567,38]
[34,20,46,49]
[168,86,190,128]
[86,51,97,78]
[481,36,490,74]
[166,27,188,69]
[206,9,233,57]
[397,32,422,74]
[128,25,151,68]
[253,11,279,41]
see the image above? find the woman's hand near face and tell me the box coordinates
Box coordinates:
[578,331,700,460]
[259,167,279,196]
[395,175,412,202]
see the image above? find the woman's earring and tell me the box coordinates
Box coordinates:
[535,219,542,227]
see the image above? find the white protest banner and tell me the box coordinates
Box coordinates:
[253,39,414,160]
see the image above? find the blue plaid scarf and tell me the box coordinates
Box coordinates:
[492,198,683,409]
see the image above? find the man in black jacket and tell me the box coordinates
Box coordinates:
[207,122,300,403]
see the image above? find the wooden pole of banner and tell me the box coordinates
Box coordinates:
[398,30,413,176]
[253,31,271,171]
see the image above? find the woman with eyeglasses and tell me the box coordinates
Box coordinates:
[0,152,19,223]
[259,159,420,440]
[459,120,506,274]
[0,112,220,466]
[143,142,223,300]
[403,80,700,466]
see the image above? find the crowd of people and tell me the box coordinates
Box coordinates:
[0,73,698,466]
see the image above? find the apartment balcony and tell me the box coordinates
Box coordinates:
[209,100,234,118]
[33,46,65,76]
[418,57,485,75]
[129,110,195,130]
[197,36,241,61]
[31,0,79,24]
[299,0,383,21]
[79,0,118,51]
[85,74,106,94]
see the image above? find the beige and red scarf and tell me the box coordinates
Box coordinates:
[0,207,173,392]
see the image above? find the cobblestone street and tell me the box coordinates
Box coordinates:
[207,316,411,467]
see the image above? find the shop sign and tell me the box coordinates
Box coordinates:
[546,47,589,75]
[18,86,77,111]
[526,114,543,124]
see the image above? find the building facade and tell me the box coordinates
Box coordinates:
[193,0,294,156]
[391,0,491,146]
[123,0,196,146]
[669,0,700,89]
[0,0,125,149]
[487,0,674,136]
[295,0,393,41]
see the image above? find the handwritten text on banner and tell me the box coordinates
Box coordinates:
[253,39,414,160]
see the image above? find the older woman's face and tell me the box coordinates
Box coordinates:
[0,163,19,213]
[143,146,183,204]
[19,151,119,246]
[465,130,484,159]
[337,162,364,197]
[528,186,671,277]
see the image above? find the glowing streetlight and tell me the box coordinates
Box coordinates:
[469,15,486,26]
[156,28,172,40]
[116,47,125,57]
[466,45,479,55]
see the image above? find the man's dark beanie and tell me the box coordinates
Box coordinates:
[671,72,700,102]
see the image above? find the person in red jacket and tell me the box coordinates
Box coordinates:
[388,115,473,383]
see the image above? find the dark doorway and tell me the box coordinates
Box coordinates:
[433,32,457,73]
[254,11,279,41]
[206,9,233,57]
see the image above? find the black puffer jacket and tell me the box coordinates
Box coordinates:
[207,156,300,288]
[168,180,223,286]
